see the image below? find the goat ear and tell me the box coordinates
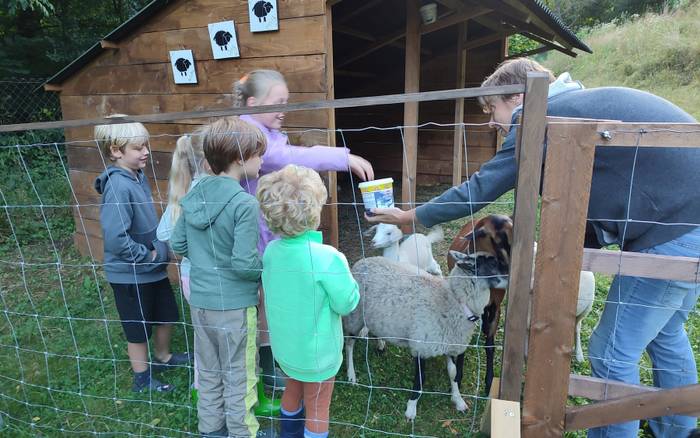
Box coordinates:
[363,225,378,237]
[460,227,487,242]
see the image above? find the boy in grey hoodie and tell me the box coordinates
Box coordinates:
[170,117,273,438]
[94,115,190,393]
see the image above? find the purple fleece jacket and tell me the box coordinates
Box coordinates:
[239,115,350,253]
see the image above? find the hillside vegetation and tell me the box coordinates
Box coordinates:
[543,0,700,119]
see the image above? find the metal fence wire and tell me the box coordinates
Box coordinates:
[0,78,61,125]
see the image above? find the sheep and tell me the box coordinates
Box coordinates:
[174,58,191,75]
[344,251,509,420]
[573,270,595,362]
[529,242,595,363]
[364,223,444,276]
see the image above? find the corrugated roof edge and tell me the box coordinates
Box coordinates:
[42,0,174,88]
[521,0,592,53]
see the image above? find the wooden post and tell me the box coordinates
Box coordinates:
[498,73,549,402]
[324,1,339,248]
[402,0,421,232]
[521,122,597,437]
[452,22,467,187]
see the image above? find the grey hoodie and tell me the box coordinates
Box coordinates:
[170,175,261,311]
[416,85,699,252]
[94,166,170,284]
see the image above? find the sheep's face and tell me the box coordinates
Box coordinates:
[450,250,509,290]
[366,223,403,249]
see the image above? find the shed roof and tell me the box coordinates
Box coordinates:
[44,0,590,88]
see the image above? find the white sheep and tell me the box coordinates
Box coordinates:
[530,242,595,362]
[344,251,509,420]
[364,223,444,276]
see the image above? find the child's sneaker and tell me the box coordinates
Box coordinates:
[152,352,192,372]
[200,425,228,437]
[132,370,174,393]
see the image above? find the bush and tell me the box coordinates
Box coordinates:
[0,129,74,248]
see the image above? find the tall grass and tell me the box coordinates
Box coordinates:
[543,0,700,119]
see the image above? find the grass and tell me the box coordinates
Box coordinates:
[1,175,698,437]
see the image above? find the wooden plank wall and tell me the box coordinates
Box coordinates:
[58,0,330,257]
[339,42,502,185]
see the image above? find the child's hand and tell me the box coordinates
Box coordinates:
[151,249,157,261]
[348,154,374,181]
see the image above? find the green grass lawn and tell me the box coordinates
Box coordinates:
[1,184,698,436]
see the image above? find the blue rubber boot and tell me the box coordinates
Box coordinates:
[279,406,305,438]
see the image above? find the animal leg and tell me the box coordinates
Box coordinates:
[482,301,499,395]
[405,356,425,421]
[446,355,467,412]
[376,338,386,352]
[427,258,443,277]
[575,318,584,363]
[345,337,357,384]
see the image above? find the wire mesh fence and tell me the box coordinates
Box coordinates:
[0,78,61,125]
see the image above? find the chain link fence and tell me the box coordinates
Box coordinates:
[0,77,62,125]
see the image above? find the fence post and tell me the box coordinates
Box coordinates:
[498,72,548,402]
[521,122,597,437]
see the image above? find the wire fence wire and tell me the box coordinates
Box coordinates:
[0,120,697,437]
[0,121,510,437]
[0,78,61,125]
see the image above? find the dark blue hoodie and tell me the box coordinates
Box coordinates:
[94,166,170,284]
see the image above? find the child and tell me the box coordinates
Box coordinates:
[170,117,272,438]
[234,69,373,388]
[257,164,360,438]
[94,114,190,393]
[157,130,208,394]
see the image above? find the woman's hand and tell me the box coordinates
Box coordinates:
[364,207,417,226]
[348,154,374,181]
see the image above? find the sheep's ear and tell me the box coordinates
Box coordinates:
[363,225,378,237]
[449,250,471,264]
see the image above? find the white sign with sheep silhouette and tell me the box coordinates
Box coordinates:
[208,21,240,60]
[169,50,197,84]
[248,0,278,32]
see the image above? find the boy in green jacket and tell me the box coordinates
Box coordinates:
[257,165,360,438]
[171,117,272,438]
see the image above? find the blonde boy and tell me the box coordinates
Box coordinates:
[94,115,189,394]
[257,165,359,438]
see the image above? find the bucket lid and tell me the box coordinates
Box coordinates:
[358,178,394,189]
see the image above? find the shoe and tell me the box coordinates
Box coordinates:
[201,425,228,437]
[263,366,287,390]
[131,370,174,393]
[259,347,286,390]
[152,352,192,372]
[279,406,305,438]
[254,380,281,417]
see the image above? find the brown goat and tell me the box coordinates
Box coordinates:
[446,214,513,395]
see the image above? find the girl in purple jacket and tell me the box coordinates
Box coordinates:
[234,69,374,391]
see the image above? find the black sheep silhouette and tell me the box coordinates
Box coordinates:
[252,1,274,22]
[213,30,233,50]
[174,58,191,76]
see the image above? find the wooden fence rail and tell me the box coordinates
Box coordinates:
[504,118,700,437]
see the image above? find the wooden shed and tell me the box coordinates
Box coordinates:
[44,0,589,253]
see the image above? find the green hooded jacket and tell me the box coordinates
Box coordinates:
[262,230,360,382]
[171,175,261,311]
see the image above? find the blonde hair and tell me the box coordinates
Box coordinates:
[232,69,286,107]
[167,129,208,222]
[477,58,556,108]
[203,116,267,175]
[256,165,328,238]
[94,114,149,161]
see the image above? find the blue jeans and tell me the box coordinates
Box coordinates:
[588,228,700,438]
